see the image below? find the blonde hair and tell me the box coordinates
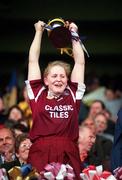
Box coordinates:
[44,61,71,78]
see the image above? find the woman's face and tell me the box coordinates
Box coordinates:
[16,138,32,163]
[8,108,22,121]
[94,114,107,133]
[89,102,103,118]
[44,65,68,96]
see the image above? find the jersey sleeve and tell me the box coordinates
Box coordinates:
[25,79,43,100]
[68,81,86,100]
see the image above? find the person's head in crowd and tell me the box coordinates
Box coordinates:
[15,133,32,165]
[81,118,96,135]
[7,105,24,122]
[0,127,15,162]
[78,125,96,162]
[88,100,106,119]
[93,112,108,134]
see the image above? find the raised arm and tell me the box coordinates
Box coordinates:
[69,23,85,84]
[28,21,45,80]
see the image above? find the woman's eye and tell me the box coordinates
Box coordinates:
[61,76,65,78]
[52,74,57,77]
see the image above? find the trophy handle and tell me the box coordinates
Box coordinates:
[59,48,73,57]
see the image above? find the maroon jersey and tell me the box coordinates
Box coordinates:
[25,79,85,142]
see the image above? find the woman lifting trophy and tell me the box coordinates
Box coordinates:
[25,18,86,179]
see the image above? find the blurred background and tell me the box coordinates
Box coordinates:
[0,0,122,91]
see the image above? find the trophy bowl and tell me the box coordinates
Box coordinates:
[47,18,72,48]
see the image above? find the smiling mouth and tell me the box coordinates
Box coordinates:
[54,82,62,86]
[54,84,62,87]
[55,85,62,87]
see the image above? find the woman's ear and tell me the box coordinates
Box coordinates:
[44,77,48,86]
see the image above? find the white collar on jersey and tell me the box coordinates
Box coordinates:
[47,90,61,99]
